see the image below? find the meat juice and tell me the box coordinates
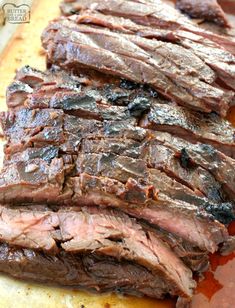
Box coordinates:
[190,222,235,307]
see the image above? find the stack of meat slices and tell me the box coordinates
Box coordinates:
[0,0,235,306]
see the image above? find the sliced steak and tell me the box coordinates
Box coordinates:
[6,67,235,159]
[59,0,235,55]
[151,131,235,203]
[1,69,233,253]
[2,105,234,205]
[0,147,229,253]
[0,205,195,298]
[0,243,189,298]
[1,105,234,216]
[143,224,209,272]
[176,0,230,28]
[41,18,234,116]
[0,107,226,204]
[72,11,235,91]
[0,109,145,155]
[140,102,235,159]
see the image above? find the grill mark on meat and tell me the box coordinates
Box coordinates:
[2,101,233,203]
[6,67,235,159]
[150,131,235,202]
[140,102,235,158]
[1,107,227,205]
[0,146,229,252]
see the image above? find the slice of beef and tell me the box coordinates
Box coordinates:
[143,223,209,273]
[6,66,235,159]
[0,201,210,274]
[44,17,215,85]
[0,108,65,155]
[0,108,147,155]
[0,205,195,298]
[151,131,235,203]
[0,146,229,253]
[6,81,33,109]
[2,105,234,204]
[8,66,158,111]
[0,157,69,204]
[1,106,234,208]
[71,11,235,91]
[176,0,230,28]
[1,130,222,206]
[41,19,233,116]
[80,137,226,204]
[59,0,235,55]
[0,243,189,298]
[72,173,229,252]
[140,102,235,159]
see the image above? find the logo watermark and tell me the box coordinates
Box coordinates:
[2,3,30,24]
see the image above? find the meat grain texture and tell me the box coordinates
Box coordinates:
[176,0,230,28]
[0,0,234,306]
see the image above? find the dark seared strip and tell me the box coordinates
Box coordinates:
[140,102,235,159]
[151,131,235,203]
[0,107,228,205]
[6,66,235,159]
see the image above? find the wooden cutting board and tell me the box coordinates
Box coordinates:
[0,1,234,307]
